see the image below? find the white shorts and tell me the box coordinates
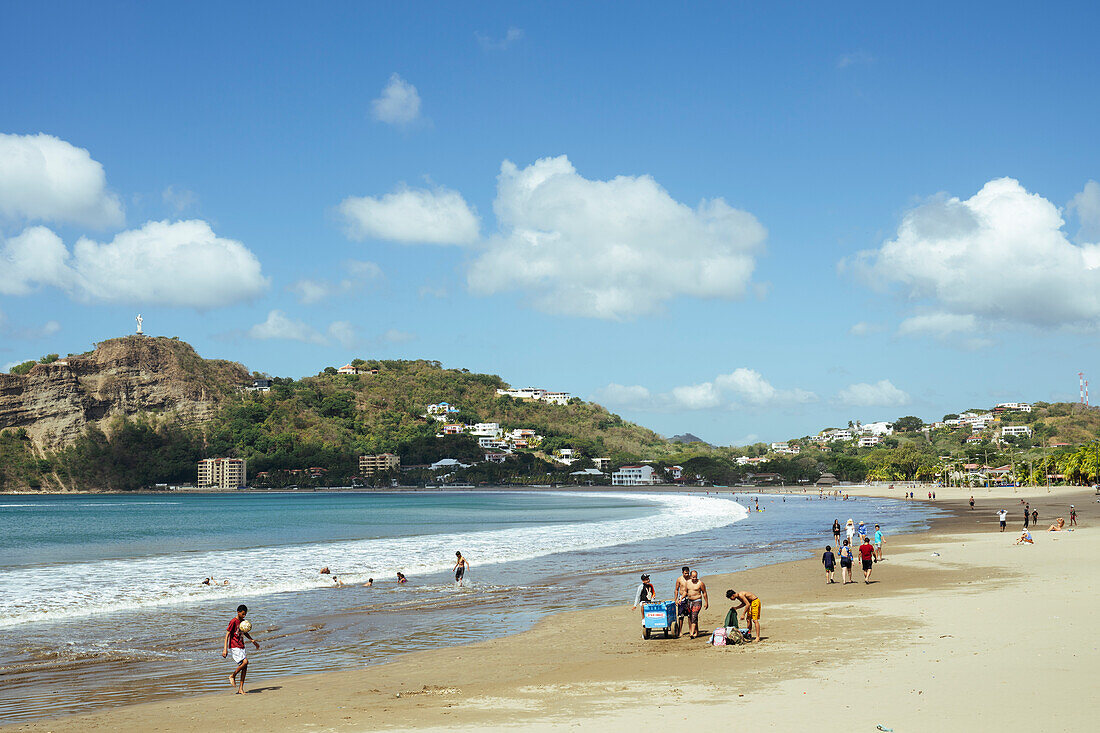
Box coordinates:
[229,647,247,663]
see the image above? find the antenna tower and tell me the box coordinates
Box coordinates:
[1080,372,1089,407]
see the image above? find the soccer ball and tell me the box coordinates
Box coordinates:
[239,620,252,633]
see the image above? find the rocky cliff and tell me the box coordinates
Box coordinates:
[0,336,250,450]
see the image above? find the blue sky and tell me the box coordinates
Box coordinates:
[2,2,1099,444]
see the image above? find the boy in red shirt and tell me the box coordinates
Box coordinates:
[223,604,260,694]
[858,537,875,583]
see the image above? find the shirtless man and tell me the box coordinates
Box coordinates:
[726,589,762,642]
[681,570,709,638]
[453,551,470,586]
[673,566,692,630]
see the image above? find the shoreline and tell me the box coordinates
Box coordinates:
[6,487,1096,731]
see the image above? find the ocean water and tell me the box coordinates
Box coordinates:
[0,490,942,723]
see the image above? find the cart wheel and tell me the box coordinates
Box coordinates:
[643,627,651,640]
[673,618,682,638]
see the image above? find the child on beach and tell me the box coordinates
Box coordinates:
[873,524,884,561]
[453,551,470,586]
[822,546,836,584]
[222,604,260,694]
[858,537,875,583]
[839,539,853,584]
[1070,506,1077,526]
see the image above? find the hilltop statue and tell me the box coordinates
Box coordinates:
[136,314,144,335]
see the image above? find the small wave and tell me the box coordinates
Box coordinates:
[0,493,746,627]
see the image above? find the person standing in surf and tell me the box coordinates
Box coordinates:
[832,519,841,547]
[453,551,470,586]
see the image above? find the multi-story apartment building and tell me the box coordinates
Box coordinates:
[359,453,401,476]
[198,458,247,489]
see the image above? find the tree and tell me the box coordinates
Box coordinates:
[323,366,338,375]
[8,360,36,375]
[894,416,923,432]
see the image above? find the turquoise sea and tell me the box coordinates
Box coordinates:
[0,490,941,723]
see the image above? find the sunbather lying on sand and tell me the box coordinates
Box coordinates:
[1048,518,1066,531]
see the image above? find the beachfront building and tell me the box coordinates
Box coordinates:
[611,465,660,486]
[198,458,247,489]
[359,453,400,476]
[1001,425,1034,438]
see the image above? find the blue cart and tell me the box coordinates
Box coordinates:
[642,600,681,639]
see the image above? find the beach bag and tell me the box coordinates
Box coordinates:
[724,627,747,645]
[709,627,727,646]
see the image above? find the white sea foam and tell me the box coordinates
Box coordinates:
[0,492,745,627]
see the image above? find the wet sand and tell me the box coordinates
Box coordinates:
[6,486,1097,732]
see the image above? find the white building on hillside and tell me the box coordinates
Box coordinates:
[468,422,502,437]
[859,435,883,447]
[860,421,894,436]
[540,392,571,405]
[611,465,660,486]
[996,402,1032,413]
[1001,425,1033,438]
[823,429,854,442]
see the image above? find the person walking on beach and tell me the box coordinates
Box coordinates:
[222,604,260,695]
[453,551,470,586]
[632,573,656,611]
[839,539,853,584]
[858,536,875,583]
[1032,509,1038,526]
[682,571,709,639]
[998,509,1008,532]
[1023,505,1030,529]
[845,519,855,546]
[1070,506,1077,526]
[969,496,975,510]
[873,524,884,561]
[822,545,836,584]
[725,590,762,642]
[832,519,841,547]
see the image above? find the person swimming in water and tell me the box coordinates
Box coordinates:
[396,572,407,584]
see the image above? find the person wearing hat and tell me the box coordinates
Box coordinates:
[632,573,656,611]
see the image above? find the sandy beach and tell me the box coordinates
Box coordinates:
[6,486,1096,733]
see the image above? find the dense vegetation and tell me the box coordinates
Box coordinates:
[4,346,1100,491]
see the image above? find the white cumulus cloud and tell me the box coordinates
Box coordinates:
[897,312,978,337]
[0,220,268,307]
[467,156,766,320]
[476,27,524,50]
[849,321,882,336]
[594,368,815,412]
[371,74,421,126]
[338,186,479,245]
[836,379,910,407]
[846,177,1100,329]
[0,133,124,228]
[288,260,383,304]
[248,310,327,345]
[1069,180,1100,242]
